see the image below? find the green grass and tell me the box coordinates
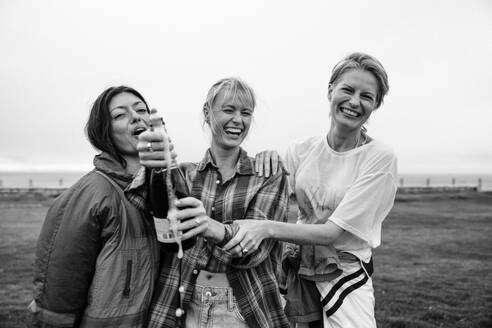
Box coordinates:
[0,203,48,328]
[374,192,492,328]
[1,192,491,327]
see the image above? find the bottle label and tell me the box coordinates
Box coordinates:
[153,217,182,243]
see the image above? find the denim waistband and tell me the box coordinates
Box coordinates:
[192,284,236,305]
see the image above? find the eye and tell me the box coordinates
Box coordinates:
[362,94,374,101]
[223,107,234,114]
[136,108,148,114]
[112,113,124,120]
[241,110,252,117]
[341,87,352,93]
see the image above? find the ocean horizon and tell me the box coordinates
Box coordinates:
[0,171,491,191]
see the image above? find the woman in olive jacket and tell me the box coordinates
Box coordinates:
[29,86,160,327]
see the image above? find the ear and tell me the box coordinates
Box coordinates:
[203,104,210,124]
[327,84,333,101]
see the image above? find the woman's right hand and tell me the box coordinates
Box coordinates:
[173,197,226,244]
[254,150,282,177]
[137,109,177,168]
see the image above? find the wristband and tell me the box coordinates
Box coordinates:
[218,223,234,247]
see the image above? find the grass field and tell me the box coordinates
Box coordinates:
[0,192,491,327]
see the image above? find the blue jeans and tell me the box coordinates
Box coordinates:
[185,285,249,328]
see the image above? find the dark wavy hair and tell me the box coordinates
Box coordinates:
[85,86,149,167]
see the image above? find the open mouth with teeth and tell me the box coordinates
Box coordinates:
[224,127,243,137]
[340,107,362,118]
[132,127,147,137]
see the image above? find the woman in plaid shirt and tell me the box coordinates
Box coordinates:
[138,77,290,328]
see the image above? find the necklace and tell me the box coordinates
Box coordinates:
[328,131,365,150]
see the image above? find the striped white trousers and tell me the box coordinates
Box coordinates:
[317,259,376,328]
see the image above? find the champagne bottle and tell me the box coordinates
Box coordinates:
[147,111,196,254]
[149,166,197,253]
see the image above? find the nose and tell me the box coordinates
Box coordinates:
[129,108,142,123]
[231,111,242,124]
[348,93,360,108]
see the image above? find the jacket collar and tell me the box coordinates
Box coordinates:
[197,148,254,176]
[93,152,135,190]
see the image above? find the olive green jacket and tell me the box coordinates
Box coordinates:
[30,153,159,327]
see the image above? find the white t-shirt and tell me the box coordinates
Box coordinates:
[284,135,398,262]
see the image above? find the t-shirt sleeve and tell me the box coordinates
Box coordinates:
[328,153,397,248]
[283,143,300,198]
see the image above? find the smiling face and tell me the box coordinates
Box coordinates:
[109,92,150,157]
[206,88,254,151]
[328,69,379,132]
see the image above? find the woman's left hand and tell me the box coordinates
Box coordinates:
[254,150,282,178]
[222,220,271,256]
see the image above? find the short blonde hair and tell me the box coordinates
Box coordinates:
[329,52,389,108]
[203,77,256,115]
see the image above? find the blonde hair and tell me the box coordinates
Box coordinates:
[203,77,255,113]
[329,52,389,108]
[202,77,256,136]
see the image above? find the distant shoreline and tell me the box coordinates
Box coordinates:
[1,171,491,190]
[1,187,490,205]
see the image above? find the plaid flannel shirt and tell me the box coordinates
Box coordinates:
[148,148,290,328]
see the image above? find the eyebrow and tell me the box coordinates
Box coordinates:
[110,101,144,111]
[341,83,375,95]
[222,104,253,112]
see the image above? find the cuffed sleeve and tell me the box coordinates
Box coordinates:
[204,170,289,271]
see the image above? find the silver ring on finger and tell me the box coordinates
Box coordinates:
[147,142,154,152]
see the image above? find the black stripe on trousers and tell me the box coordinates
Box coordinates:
[320,268,369,317]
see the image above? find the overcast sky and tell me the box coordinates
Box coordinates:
[1,0,491,173]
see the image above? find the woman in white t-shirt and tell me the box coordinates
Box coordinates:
[224,52,398,328]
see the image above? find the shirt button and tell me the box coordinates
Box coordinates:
[211,206,215,211]
[192,269,198,275]
[216,180,220,184]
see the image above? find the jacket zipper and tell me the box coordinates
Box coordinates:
[123,259,132,297]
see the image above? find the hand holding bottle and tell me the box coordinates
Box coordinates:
[138,108,177,168]
[172,197,226,243]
